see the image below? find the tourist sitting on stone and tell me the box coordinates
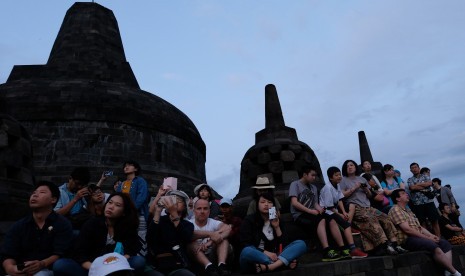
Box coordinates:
[438,203,465,245]
[188,199,232,276]
[0,181,73,276]
[389,189,461,276]
[218,198,243,268]
[85,184,110,217]
[338,160,407,255]
[146,190,195,276]
[54,167,92,230]
[361,173,390,213]
[193,183,221,220]
[53,193,145,276]
[380,164,405,210]
[289,166,349,261]
[115,160,149,256]
[319,166,367,258]
[239,192,307,273]
[246,176,281,216]
[433,178,457,213]
[360,160,382,188]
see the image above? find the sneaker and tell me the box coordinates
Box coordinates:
[351,228,361,235]
[395,245,409,254]
[205,264,220,276]
[217,263,231,276]
[340,249,351,260]
[350,248,368,258]
[322,249,342,262]
[385,245,398,256]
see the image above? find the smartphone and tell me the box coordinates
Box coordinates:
[104,171,113,177]
[17,263,26,271]
[269,206,277,220]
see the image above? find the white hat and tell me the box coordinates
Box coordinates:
[166,190,190,207]
[251,176,275,189]
[194,183,210,195]
[89,252,133,276]
[219,198,233,206]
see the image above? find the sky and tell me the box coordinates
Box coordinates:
[1,1,465,208]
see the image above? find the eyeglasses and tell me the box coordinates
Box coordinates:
[92,191,103,196]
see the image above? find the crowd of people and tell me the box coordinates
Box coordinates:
[0,159,463,276]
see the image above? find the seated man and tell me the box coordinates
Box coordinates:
[54,167,91,230]
[439,203,465,245]
[389,189,461,276]
[289,166,348,261]
[189,199,232,276]
[0,181,73,276]
[218,198,242,267]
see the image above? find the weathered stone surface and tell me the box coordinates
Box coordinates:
[0,3,206,196]
[280,150,295,162]
[236,84,324,216]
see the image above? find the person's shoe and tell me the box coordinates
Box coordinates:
[322,249,342,262]
[217,263,231,276]
[205,264,220,276]
[351,228,361,235]
[340,249,352,260]
[395,245,409,254]
[350,248,368,258]
[385,245,398,256]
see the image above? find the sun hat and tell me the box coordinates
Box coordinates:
[251,176,275,189]
[89,252,133,276]
[194,183,210,195]
[166,190,190,207]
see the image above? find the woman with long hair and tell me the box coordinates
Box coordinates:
[239,192,306,274]
[339,160,407,255]
[53,192,145,275]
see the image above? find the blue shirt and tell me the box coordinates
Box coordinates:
[54,183,86,215]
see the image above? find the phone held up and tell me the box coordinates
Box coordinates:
[104,171,113,177]
[269,206,277,220]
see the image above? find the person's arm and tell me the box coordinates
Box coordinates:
[341,182,362,198]
[217,223,232,240]
[444,223,463,232]
[55,187,89,215]
[398,221,437,241]
[290,197,320,215]
[409,180,433,191]
[133,178,149,210]
[3,258,22,276]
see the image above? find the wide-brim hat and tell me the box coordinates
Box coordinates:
[251,176,275,189]
[166,190,190,207]
[89,252,133,276]
[194,183,210,195]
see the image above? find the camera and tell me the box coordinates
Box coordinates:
[104,171,113,177]
[157,195,177,207]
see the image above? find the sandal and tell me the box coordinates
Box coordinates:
[255,263,269,274]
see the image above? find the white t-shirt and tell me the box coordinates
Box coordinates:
[190,218,223,244]
[319,183,344,215]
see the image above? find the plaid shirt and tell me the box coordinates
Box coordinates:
[388,204,422,245]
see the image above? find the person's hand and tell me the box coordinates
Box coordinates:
[100,172,108,181]
[264,250,278,262]
[22,260,44,275]
[271,216,280,229]
[164,197,177,217]
[210,231,224,244]
[341,211,349,220]
[75,187,89,199]
[354,182,362,190]
[4,263,24,276]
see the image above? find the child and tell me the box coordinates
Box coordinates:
[319,167,367,258]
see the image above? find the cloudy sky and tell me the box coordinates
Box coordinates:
[1,1,465,208]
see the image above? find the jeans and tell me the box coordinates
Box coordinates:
[239,240,307,273]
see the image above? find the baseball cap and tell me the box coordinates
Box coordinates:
[219,198,233,206]
[89,252,133,276]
